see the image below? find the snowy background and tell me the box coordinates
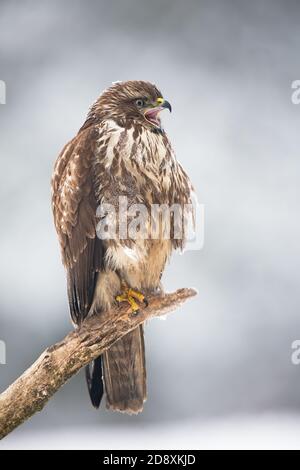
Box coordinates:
[1,0,300,450]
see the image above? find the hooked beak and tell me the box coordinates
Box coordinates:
[144,97,172,127]
[157,97,172,113]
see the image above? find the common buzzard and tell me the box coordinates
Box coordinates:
[52,81,193,414]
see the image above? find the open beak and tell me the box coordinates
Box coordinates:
[144,97,172,127]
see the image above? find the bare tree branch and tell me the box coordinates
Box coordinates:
[0,288,197,440]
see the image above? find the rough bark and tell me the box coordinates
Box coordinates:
[0,288,197,440]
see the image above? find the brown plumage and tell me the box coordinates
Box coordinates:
[52,80,194,414]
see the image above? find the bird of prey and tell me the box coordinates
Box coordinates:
[52,81,194,414]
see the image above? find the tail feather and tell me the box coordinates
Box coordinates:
[85,356,104,408]
[103,325,146,414]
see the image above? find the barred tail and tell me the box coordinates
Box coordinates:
[102,325,146,414]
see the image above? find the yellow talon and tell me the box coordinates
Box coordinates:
[116,286,148,313]
[116,293,128,303]
[128,289,145,303]
[128,296,140,312]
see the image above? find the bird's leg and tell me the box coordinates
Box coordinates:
[116,281,148,314]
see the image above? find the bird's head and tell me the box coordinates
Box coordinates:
[93,80,172,130]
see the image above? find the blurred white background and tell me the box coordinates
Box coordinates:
[1,0,300,450]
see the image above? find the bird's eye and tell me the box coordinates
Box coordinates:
[135,99,145,108]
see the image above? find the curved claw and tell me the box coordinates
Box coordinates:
[130,309,140,317]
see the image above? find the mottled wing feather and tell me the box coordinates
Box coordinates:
[52,127,103,325]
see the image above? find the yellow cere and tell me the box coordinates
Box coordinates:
[157,97,164,104]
